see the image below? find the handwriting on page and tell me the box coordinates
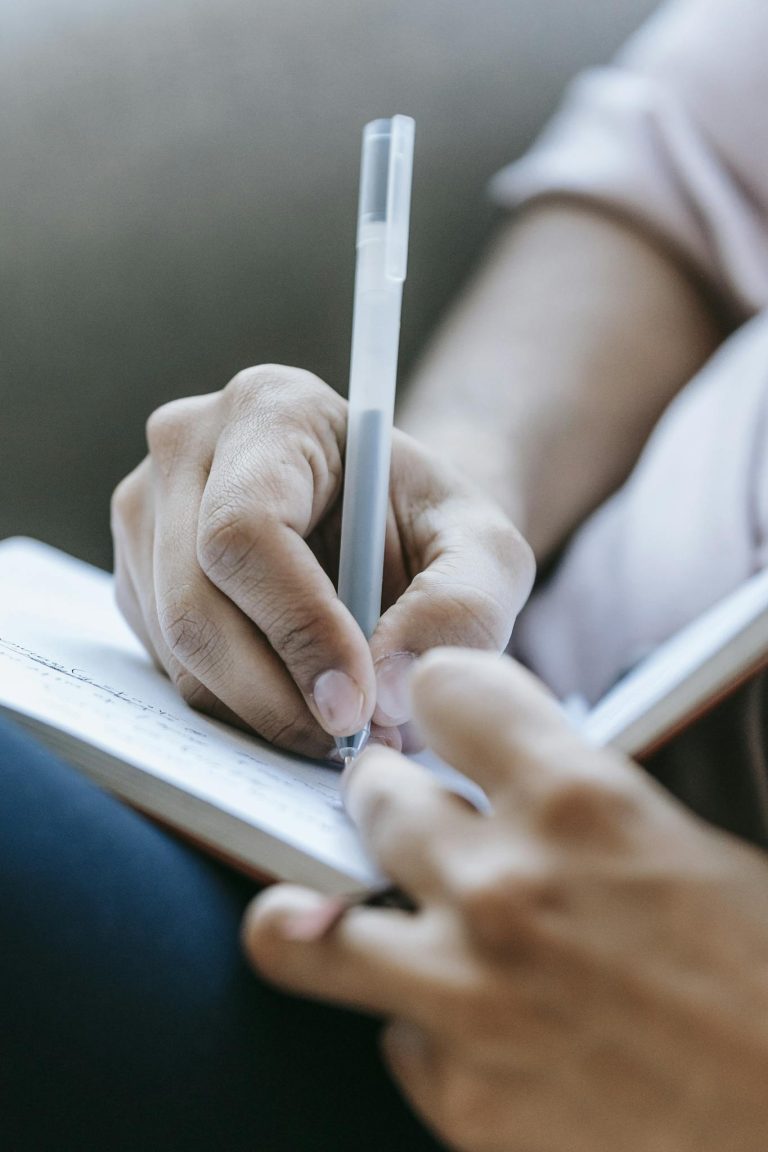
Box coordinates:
[0,634,354,853]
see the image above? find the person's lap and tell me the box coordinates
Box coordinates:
[0,717,440,1152]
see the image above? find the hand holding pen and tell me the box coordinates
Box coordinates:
[112,125,533,760]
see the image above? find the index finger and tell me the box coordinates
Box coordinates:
[196,367,377,740]
[410,648,630,810]
[342,744,478,898]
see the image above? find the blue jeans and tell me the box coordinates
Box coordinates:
[0,718,440,1151]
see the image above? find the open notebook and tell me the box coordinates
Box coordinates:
[2,537,768,896]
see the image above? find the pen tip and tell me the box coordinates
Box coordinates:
[343,755,354,772]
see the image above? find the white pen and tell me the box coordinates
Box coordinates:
[335,115,415,767]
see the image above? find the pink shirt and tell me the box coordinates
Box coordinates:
[491,0,768,701]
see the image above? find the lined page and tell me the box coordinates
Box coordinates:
[0,538,378,889]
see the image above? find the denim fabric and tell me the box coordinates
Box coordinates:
[0,717,440,1152]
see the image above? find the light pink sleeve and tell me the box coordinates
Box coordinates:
[514,311,768,704]
[491,0,768,316]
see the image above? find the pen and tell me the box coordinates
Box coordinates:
[335,115,415,768]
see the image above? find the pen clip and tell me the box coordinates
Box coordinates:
[383,114,415,283]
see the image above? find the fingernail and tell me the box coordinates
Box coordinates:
[374,653,416,726]
[369,723,403,753]
[312,669,365,735]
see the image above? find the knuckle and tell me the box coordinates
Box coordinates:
[406,572,503,649]
[198,508,261,585]
[460,585,515,649]
[456,862,564,953]
[145,398,194,459]
[456,870,507,923]
[224,366,275,408]
[481,515,524,563]
[225,364,323,408]
[226,365,345,438]
[457,876,517,945]
[267,603,327,672]
[223,367,346,502]
[478,518,536,612]
[538,773,636,842]
[159,596,225,677]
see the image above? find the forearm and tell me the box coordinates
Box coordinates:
[398,199,725,560]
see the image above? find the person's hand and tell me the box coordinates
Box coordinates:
[111,367,533,757]
[244,648,768,1152]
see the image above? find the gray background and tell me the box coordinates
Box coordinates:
[0,0,657,567]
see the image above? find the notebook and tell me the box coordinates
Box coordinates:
[2,537,767,895]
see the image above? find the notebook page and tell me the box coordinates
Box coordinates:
[0,538,378,888]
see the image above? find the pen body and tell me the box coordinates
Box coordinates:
[335,114,413,761]
[338,225,403,639]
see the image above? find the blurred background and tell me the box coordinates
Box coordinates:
[0,0,657,567]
